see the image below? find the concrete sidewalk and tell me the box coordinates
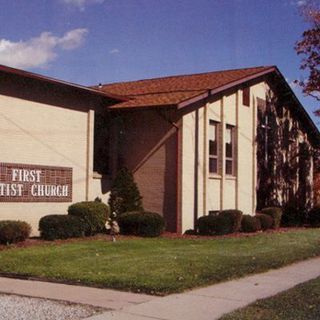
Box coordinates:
[0,277,154,310]
[86,256,320,320]
[0,257,319,320]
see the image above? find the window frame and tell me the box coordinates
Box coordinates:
[225,124,236,176]
[208,120,220,175]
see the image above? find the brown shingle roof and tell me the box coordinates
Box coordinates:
[96,66,275,109]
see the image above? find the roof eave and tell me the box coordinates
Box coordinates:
[0,64,127,103]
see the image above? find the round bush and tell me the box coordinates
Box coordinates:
[0,220,31,244]
[255,213,273,230]
[308,207,320,227]
[117,211,165,237]
[241,215,261,233]
[219,210,243,233]
[68,201,109,236]
[196,215,217,235]
[196,214,234,236]
[39,215,85,240]
[261,207,283,229]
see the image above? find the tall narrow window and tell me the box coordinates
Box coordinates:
[243,87,250,107]
[209,120,219,174]
[225,125,235,175]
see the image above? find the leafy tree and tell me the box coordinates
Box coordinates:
[108,168,143,215]
[295,3,320,115]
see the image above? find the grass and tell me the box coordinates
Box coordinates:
[220,276,320,320]
[0,229,319,295]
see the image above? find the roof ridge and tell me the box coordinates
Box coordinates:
[96,65,275,87]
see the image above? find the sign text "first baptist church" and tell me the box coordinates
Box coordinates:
[0,163,72,202]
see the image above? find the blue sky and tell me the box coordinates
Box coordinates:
[0,0,318,127]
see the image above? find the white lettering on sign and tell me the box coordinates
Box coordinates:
[0,163,72,202]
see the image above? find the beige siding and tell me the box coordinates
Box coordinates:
[0,94,91,235]
[180,82,273,232]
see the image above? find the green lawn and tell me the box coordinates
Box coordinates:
[0,229,319,295]
[220,276,320,320]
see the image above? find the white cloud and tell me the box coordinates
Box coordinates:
[109,48,120,54]
[0,29,88,69]
[290,0,307,7]
[62,0,105,10]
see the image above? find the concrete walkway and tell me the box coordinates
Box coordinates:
[0,257,319,320]
[86,256,320,320]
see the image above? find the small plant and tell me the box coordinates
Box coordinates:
[184,229,196,235]
[105,212,120,241]
[108,168,143,215]
[308,207,320,227]
[39,215,85,240]
[0,220,31,244]
[261,207,283,229]
[68,200,109,236]
[255,213,273,230]
[117,211,165,237]
[241,215,261,233]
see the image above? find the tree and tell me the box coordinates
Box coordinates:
[295,3,320,115]
[108,168,143,215]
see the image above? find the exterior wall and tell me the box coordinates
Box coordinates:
[114,109,178,232]
[180,82,269,232]
[0,94,92,235]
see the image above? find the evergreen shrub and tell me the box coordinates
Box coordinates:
[308,207,320,227]
[68,200,109,235]
[261,207,283,229]
[255,213,273,230]
[108,168,143,215]
[117,211,165,237]
[241,215,261,233]
[39,215,85,240]
[0,220,31,244]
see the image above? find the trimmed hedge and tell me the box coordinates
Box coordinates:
[68,201,109,236]
[197,214,234,236]
[255,213,273,231]
[39,215,85,240]
[117,211,165,237]
[241,215,261,233]
[308,207,320,227]
[261,207,283,229]
[219,210,243,233]
[0,220,31,244]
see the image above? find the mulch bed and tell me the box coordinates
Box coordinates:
[0,227,308,251]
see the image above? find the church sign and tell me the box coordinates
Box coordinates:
[0,163,72,202]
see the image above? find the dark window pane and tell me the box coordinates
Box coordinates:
[226,143,232,158]
[243,87,250,107]
[226,160,233,175]
[209,158,218,173]
[209,140,217,155]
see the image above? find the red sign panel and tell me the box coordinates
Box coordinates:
[0,163,72,202]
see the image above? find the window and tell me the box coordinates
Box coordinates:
[225,125,235,175]
[209,120,219,174]
[242,87,250,107]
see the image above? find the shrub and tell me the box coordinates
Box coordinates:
[261,207,283,229]
[68,200,109,236]
[39,215,85,240]
[0,220,31,244]
[196,214,234,236]
[108,168,143,215]
[219,210,243,233]
[281,202,305,227]
[184,229,196,235]
[308,207,320,227]
[117,211,165,237]
[241,215,261,233]
[255,213,273,230]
